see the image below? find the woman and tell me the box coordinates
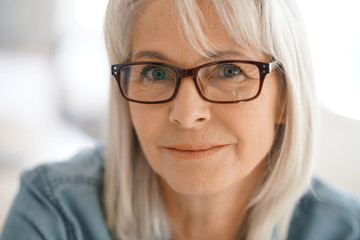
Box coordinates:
[1,0,360,239]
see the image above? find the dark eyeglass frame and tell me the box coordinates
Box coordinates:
[111,60,281,104]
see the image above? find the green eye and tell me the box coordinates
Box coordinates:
[141,66,170,81]
[222,65,241,77]
[152,68,167,80]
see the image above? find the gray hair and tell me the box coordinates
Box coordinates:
[103,0,318,239]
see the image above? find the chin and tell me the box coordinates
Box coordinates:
[161,169,240,196]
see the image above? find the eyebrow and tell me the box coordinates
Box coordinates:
[133,50,169,61]
[132,50,253,62]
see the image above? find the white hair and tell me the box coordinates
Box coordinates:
[103,0,318,239]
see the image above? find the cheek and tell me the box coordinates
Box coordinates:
[129,103,165,136]
[217,98,278,171]
[248,100,278,146]
[129,103,167,170]
[246,81,280,148]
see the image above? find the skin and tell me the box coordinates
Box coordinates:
[128,1,284,239]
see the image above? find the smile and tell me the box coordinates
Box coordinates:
[164,143,228,160]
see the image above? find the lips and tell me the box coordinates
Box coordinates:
[164,143,227,160]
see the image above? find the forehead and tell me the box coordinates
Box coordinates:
[134,0,221,38]
[131,0,265,64]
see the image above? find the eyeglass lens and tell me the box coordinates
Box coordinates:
[119,62,261,102]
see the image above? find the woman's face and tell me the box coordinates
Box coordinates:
[129,0,283,195]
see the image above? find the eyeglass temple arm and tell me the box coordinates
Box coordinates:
[269,61,281,73]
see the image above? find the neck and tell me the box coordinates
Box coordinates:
[161,164,263,240]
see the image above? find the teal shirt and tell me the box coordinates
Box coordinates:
[1,144,360,240]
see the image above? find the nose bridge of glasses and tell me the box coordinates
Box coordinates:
[175,67,204,99]
[178,68,198,81]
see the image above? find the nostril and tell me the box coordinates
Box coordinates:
[168,98,211,129]
[169,114,209,129]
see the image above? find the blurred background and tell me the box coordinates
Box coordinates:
[0,0,359,232]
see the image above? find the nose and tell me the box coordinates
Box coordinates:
[169,77,211,129]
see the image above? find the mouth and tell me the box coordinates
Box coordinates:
[164,143,228,160]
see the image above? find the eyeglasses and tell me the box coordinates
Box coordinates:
[111,60,280,104]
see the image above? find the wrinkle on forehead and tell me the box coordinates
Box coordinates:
[131,0,269,68]
[133,0,226,58]
[131,0,272,61]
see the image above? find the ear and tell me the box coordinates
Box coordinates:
[275,72,287,124]
[276,99,287,124]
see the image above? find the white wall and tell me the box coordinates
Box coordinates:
[316,108,360,196]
